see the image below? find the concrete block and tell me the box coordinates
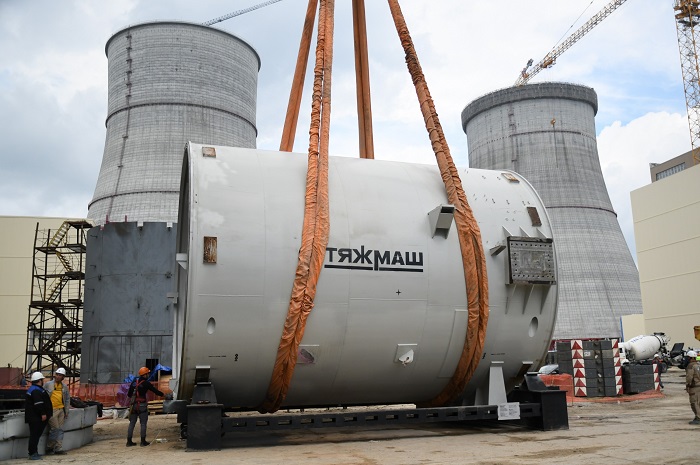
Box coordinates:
[0,440,13,461]
[0,410,95,458]
[0,413,27,440]
[64,410,83,431]
[11,434,47,457]
[83,405,98,427]
[11,436,28,458]
[62,427,94,451]
[604,386,619,397]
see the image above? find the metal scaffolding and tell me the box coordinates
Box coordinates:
[25,220,91,377]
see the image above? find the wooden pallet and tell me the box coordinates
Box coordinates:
[147,400,163,415]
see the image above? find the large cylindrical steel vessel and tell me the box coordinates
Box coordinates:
[461,82,642,340]
[88,21,260,225]
[173,143,559,409]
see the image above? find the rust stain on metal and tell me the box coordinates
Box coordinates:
[203,236,217,263]
[501,172,519,183]
[527,206,542,227]
[202,147,217,158]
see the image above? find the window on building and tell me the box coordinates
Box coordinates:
[656,163,685,180]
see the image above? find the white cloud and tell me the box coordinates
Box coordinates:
[597,111,690,259]
[0,0,692,264]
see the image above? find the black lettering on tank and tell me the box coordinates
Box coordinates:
[338,248,352,263]
[374,250,390,270]
[405,252,423,266]
[391,251,405,266]
[353,246,372,264]
[326,247,337,262]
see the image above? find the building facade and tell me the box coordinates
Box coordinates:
[649,150,696,183]
[631,162,700,346]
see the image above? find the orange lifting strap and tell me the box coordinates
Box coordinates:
[385,0,489,407]
[260,0,334,414]
[261,0,488,413]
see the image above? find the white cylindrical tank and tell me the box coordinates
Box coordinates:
[173,143,559,409]
[622,334,670,361]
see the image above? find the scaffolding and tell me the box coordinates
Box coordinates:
[25,220,91,377]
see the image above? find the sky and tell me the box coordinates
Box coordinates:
[0,0,691,260]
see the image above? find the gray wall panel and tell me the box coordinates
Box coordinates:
[82,222,176,383]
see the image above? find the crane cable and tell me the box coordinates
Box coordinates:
[280,0,319,152]
[259,0,334,414]
[551,0,597,53]
[262,0,489,413]
[203,0,285,26]
[386,0,489,407]
[516,0,628,85]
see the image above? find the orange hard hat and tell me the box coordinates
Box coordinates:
[138,367,150,376]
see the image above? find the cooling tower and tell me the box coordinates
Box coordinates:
[461,82,641,340]
[88,21,260,225]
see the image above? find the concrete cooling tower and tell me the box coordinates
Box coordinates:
[461,82,641,340]
[88,21,260,225]
[82,22,259,384]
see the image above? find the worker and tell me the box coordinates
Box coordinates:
[126,367,164,446]
[44,367,70,455]
[25,371,53,460]
[685,350,700,425]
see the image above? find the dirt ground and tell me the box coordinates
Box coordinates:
[8,367,698,465]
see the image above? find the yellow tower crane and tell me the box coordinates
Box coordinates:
[674,0,700,164]
[514,0,629,86]
[517,0,700,166]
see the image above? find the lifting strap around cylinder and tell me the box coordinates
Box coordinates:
[352,0,375,159]
[387,0,489,407]
[263,0,488,413]
[279,0,319,152]
[259,0,335,414]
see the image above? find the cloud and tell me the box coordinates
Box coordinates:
[597,111,690,260]
[0,0,691,266]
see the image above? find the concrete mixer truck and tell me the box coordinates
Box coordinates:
[621,334,671,362]
[620,333,687,373]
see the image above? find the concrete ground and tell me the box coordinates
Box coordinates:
[8,367,697,465]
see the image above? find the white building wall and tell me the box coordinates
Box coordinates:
[621,314,646,342]
[631,164,700,347]
[0,217,70,370]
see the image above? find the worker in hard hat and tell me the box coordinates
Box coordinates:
[44,367,70,455]
[24,372,53,460]
[126,367,164,447]
[685,350,700,425]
